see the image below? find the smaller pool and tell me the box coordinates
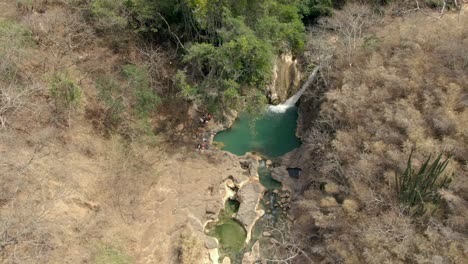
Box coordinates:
[259,166,282,190]
[214,107,301,158]
[206,200,247,262]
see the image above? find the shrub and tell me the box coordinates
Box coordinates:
[122,64,159,118]
[175,70,198,101]
[0,20,33,48]
[89,0,128,33]
[95,76,126,129]
[175,229,203,264]
[0,21,34,80]
[94,244,133,264]
[396,151,453,216]
[49,72,82,114]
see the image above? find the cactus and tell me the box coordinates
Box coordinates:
[395,151,452,216]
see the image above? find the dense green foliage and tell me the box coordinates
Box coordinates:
[89,0,128,33]
[396,152,453,216]
[80,0,340,114]
[174,1,307,114]
[104,0,329,114]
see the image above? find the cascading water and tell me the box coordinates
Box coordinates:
[214,67,320,157]
[268,67,320,113]
[211,68,320,263]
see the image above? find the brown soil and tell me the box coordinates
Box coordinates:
[0,2,247,263]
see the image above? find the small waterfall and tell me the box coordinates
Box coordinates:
[268,67,320,113]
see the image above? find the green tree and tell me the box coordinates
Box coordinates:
[90,0,128,33]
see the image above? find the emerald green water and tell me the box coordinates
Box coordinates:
[214,107,301,158]
[259,166,282,190]
[207,200,247,262]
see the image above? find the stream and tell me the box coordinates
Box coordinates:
[208,106,300,263]
[207,67,320,263]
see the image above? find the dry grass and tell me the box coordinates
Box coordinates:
[296,7,468,264]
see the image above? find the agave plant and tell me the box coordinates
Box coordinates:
[396,151,453,216]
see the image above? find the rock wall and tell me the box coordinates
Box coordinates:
[267,53,302,104]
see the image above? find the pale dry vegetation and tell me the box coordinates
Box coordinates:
[295,6,467,264]
[174,228,204,264]
[0,2,168,263]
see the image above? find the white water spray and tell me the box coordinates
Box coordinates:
[268,67,320,113]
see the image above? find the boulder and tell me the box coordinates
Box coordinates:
[248,160,259,177]
[226,179,236,189]
[270,238,279,245]
[204,236,218,249]
[235,182,262,231]
[262,231,271,237]
[222,257,231,264]
[271,166,297,190]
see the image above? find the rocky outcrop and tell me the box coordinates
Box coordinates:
[204,236,218,249]
[248,159,259,177]
[267,53,302,104]
[211,108,238,134]
[271,165,300,192]
[234,181,264,242]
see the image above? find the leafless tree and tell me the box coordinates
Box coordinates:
[324,4,374,65]
[0,82,42,130]
[261,222,313,264]
[1,144,73,263]
[22,7,95,72]
[130,44,173,94]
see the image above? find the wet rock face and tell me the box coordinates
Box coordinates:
[271,166,300,192]
[267,54,302,104]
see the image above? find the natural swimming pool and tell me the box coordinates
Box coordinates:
[213,107,301,158]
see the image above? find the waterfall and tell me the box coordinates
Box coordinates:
[268,67,320,113]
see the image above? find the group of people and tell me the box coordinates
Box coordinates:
[196,137,209,152]
[199,113,212,126]
[196,113,213,152]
